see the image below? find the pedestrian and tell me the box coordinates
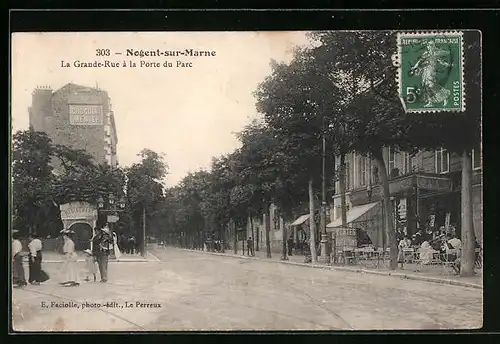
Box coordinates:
[135,237,141,254]
[92,225,112,283]
[59,229,80,287]
[287,237,294,256]
[398,235,411,269]
[28,232,48,285]
[112,232,122,261]
[12,229,27,288]
[128,235,136,254]
[247,237,254,256]
[119,233,127,252]
[83,249,97,282]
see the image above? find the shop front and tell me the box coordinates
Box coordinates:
[347,173,454,242]
[59,201,98,250]
[290,214,310,254]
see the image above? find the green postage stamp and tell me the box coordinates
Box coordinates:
[397,31,464,113]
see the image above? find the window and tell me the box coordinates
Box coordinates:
[352,153,358,187]
[334,156,341,194]
[435,148,450,174]
[472,148,482,170]
[345,161,350,190]
[401,152,418,174]
[360,155,367,186]
[335,206,341,220]
[402,152,410,175]
[388,147,396,173]
[411,152,419,172]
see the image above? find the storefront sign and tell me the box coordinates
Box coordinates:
[332,227,357,249]
[107,215,119,223]
[398,198,407,219]
[429,214,436,227]
[445,212,451,230]
[60,202,98,220]
[388,176,414,195]
[417,176,452,191]
[69,105,103,125]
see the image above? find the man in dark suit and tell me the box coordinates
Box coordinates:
[92,225,112,283]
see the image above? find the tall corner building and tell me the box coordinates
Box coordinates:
[28,83,119,170]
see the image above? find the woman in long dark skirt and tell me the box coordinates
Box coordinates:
[28,233,43,285]
[12,230,27,287]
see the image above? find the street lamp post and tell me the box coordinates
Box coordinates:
[97,194,126,257]
[320,118,330,264]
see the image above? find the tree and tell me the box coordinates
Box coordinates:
[306,30,481,273]
[303,31,406,269]
[403,31,481,276]
[234,121,288,257]
[126,149,168,254]
[12,129,56,236]
[255,52,340,263]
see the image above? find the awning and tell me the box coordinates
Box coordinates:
[327,202,379,228]
[291,214,310,226]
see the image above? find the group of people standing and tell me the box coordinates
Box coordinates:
[117,233,139,254]
[11,224,118,288]
[12,231,48,287]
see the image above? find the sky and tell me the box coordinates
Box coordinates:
[11,31,310,186]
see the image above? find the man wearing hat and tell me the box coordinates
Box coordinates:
[92,224,112,283]
[12,229,27,288]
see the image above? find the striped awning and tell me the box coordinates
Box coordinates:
[291,214,310,226]
[327,202,379,228]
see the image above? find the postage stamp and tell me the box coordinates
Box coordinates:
[397,31,464,113]
[10,25,482,332]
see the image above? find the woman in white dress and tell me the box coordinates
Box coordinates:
[418,241,434,265]
[112,232,122,261]
[397,236,411,269]
[60,229,80,287]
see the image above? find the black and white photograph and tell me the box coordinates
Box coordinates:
[10,27,482,331]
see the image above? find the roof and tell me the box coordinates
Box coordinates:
[54,83,109,98]
[291,214,310,226]
[327,202,379,228]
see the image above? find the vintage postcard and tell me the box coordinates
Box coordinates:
[10,30,482,332]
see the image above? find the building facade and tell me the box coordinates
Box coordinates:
[330,145,483,248]
[29,83,119,171]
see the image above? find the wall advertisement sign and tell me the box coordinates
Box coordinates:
[332,226,357,250]
[69,104,103,125]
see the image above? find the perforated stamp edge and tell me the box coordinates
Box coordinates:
[396,31,465,114]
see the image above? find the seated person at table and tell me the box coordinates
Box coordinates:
[444,235,462,274]
[418,241,435,265]
[440,239,457,262]
[448,235,462,250]
[412,230,424,246]
[423,227,434,243]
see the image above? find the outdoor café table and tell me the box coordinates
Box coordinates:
[403,248,415,263]
[355,247,373,261]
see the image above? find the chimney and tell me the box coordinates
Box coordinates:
[30,86,53,131]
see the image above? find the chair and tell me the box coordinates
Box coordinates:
[474,248,482,270]
[403,248,415,263]
[343,249,356,265]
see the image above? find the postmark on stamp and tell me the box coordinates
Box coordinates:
[397,31,464,113]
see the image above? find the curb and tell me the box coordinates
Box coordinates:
[180,248,482,290]
[42,259,158,263]
[22,256,160,264]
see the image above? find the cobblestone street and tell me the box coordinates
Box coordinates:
[12,247,482,331]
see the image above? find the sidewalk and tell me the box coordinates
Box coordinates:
[20,251,161,263]
[180,247,483,289]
